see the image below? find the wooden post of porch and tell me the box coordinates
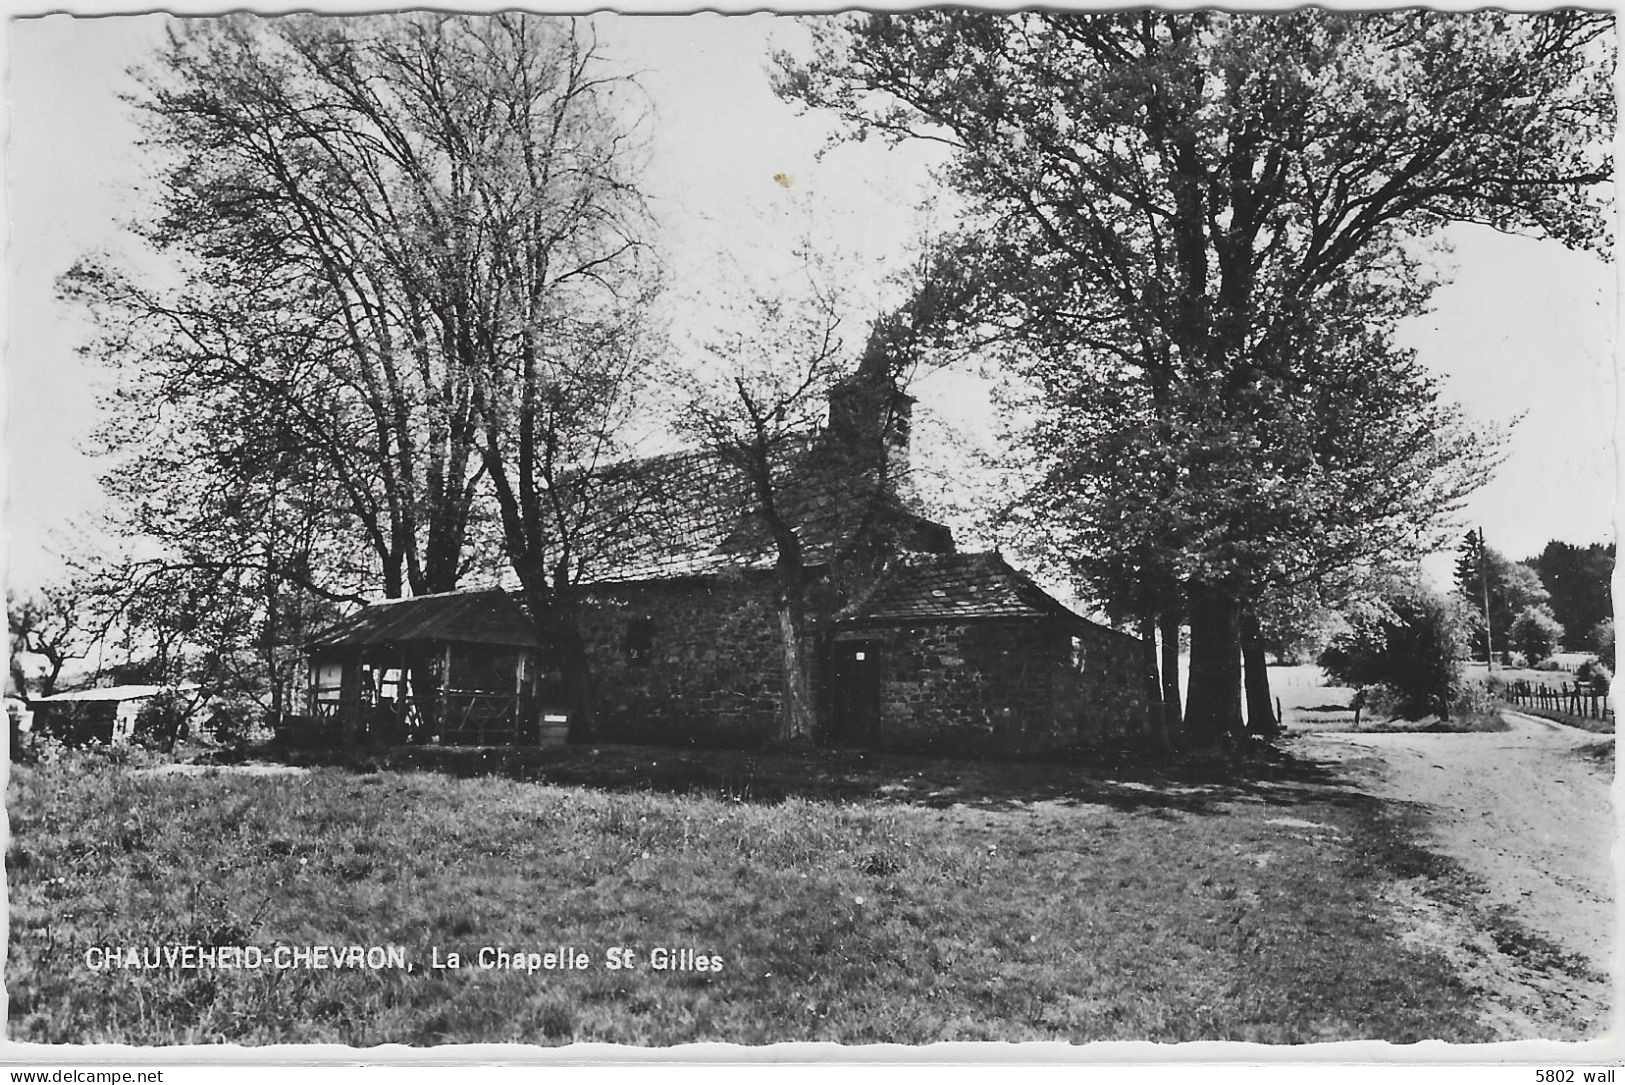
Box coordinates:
[439,643,452,742]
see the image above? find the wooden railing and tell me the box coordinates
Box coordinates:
[294,690,547,746]
[296,698,414,745]
[437,691,538,746]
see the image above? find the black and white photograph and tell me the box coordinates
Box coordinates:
[3,1,1617,1057]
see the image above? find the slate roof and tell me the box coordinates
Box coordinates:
[310,378,957,650]
[843,553,1093,627]
[309,588,540,651]
[564,447,751,583]
[564,436,943,585]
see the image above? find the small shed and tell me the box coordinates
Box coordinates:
[29,684,201,746]
[305,589,559,745]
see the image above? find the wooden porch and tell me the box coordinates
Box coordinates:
[305,689,561,746]
[294,588,567,748]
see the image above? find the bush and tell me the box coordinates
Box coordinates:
[204,695,268,746]
[1509,605,1564,664]
[1577,658,1612,694]
[1320,580,1465,721]
[1591,618,1615,662]
[133,690,194,752]
[1452,681,1500,718]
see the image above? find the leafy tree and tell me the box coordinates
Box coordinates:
[675,240,956,741]
[1577,656,1611,693]
[1319,577,1467,721]
[778,10,1612,746]
[7,580,105,699]
[1527,540,1614,651]
[1509,605,1564,664]
[1455,530,1551,662]
[67,17,498,602]
[69,15,661,731]
[675,257,852,741]
[1251,589,1346,667]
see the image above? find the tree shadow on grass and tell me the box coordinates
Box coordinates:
[202,736,1369,817]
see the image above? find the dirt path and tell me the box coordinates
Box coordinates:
[1290,712,1614,1038]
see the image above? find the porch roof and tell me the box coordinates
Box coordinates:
[310,589,540,652]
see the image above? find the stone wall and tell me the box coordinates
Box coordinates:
[573,578,1151,754]
[575,573,786,746]
[1054,621,1154,741]
[834,618,1151,753]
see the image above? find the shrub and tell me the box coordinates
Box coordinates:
[1452,681,1500,718]
[1320,580,1465,720]
[133,689,193,752]
[1591,618,1615,662]
[1577,658,1613,694]
[1509,605,1564,664]
[12,732,68,767]
[204,695,267,746]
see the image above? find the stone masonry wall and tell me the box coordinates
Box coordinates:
[838,618,1150,753]
[573,578,1151,753]
[575,574,785,746]
[1053,621,1153,741]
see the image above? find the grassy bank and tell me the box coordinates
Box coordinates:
[9,744,1495,1045]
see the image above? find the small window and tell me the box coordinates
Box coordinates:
[854,651,866,661]
[624,616,656,664]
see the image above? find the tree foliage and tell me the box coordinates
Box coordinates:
[1526,540,1614,652]
[778,9,1612,744]
[7,579,105,699]
[1592,618,1616,664]
[1319,576,1466,721]
[1509,604,1564,664]
[1454,529,1551,662]
[64,14,661,726]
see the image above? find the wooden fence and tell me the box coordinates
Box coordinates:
[1500,679,1612,723]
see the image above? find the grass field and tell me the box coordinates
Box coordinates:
[8,741,1504,1045]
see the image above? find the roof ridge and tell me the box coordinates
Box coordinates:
[366,586,512,606]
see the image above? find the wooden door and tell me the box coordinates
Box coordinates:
[830,641,882,746]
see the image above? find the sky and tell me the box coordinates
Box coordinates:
[3,8,1617,601]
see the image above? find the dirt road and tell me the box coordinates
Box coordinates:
[1291,712,1614,1038]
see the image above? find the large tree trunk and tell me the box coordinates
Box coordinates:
[778,595,817,741]
[1158,610,1183,732]
[1240,607,1278,736]
[1184,583,1244,746]
[1137,615,1162,710]
[513,571,596,743]
[549,605,596,744]
[382,555,405,600]
[1138,614,1171,752]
